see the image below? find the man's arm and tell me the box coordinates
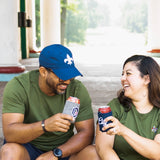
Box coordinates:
[32,118,94,159]
[2,112,74,143]
[57,118,94,158]
[2,113,43,143]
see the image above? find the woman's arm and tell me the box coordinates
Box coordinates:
[104,116,160,160]
[121,126,160,160]
[95,124,120,160]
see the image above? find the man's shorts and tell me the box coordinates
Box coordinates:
[4,139,70,160]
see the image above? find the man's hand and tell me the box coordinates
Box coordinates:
[36,151,58,160]
[45,113,74,132]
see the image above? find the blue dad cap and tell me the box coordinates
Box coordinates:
[39,44,83,80]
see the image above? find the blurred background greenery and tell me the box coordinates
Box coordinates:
[35,0,148,48]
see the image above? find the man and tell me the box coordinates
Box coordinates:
[0,44,94,160]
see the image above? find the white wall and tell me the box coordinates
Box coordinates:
[0,0,21,66]
[40,0,61,48]
[147,0,160,51]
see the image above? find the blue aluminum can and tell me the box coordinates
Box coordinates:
[98,106,112,132]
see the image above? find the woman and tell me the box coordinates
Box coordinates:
[95,55,160,160]
[71,55,160,160]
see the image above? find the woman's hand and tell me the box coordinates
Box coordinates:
[102,116,125,136]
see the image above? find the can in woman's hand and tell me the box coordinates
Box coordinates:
[98,106,112,132]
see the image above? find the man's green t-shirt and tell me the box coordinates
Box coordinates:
[2,70,93,151]
[108,98,160,160]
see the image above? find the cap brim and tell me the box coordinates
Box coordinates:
[52,67,83,81]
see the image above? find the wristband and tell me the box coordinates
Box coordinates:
[41,120,48,132]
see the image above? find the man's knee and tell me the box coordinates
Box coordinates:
[0,143,30,160]
[1,143,16,155]
[81,145,97,154]
[70,145,99,160]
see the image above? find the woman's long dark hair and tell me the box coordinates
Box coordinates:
[118,55,160,111]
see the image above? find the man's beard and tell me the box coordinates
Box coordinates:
[46,80,66,95]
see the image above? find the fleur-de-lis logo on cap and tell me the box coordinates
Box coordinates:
[64,54,73,65]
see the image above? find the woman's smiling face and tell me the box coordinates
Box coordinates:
[121,62,148,99]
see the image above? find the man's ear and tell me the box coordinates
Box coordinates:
[39,67,48,77]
